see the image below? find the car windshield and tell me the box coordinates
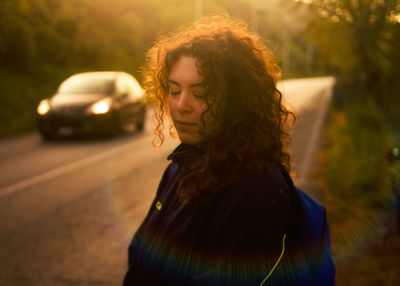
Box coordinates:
[58,75,115,94]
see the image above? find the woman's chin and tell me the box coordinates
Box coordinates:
[178,134,205,146]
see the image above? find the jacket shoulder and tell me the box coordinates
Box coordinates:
[225,166,291,207]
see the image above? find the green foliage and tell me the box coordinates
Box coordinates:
[307,0,400,104]
[0,72,52,136]
[319,87,398,272]
[324,103,386,200]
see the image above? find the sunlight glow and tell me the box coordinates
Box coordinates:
[294,0,312,3]
[391,13,400,23]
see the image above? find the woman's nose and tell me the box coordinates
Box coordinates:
[176,92,192,113]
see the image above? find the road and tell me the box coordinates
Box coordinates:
[0,77,334,286]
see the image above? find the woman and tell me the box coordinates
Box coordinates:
[123,16,335,286]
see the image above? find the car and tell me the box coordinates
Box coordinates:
[37,71,146,139]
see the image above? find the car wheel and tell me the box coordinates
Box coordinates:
[136,121,144,131]
[136,107,146,131]
[40,130,55,141]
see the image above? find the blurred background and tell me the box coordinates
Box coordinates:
[1,0,400,285]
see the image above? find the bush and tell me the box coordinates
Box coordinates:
[324,102,386,204]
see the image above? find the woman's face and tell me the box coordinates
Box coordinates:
[167,56,218,145]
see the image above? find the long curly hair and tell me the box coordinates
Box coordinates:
[143,16,295,205]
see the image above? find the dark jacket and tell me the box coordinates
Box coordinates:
[123,144,335,285]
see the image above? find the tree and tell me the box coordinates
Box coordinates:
[307,0,400,105]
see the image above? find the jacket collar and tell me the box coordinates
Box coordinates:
[167,143,202,165]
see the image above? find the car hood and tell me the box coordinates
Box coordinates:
[51,93,109,107]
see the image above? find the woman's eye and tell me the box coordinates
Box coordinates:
[194,94,205,99]
[192,87,206,99]
[193,91,205,99]
[169,90,180,96]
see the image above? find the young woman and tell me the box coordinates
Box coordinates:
[123,16,335,286]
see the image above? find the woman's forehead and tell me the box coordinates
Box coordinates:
[168,56,203,84]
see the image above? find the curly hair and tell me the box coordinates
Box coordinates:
[143,16,295,205]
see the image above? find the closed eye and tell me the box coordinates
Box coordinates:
[193,93,205,99]
[167,80,180,96]
[192,87,206,99]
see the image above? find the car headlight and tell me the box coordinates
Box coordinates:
[37,100,50,115]
[87,99,111,114]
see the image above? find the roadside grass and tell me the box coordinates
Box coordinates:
[0,68,67,138]
[0,75,39,137]
[335,218,400,286]
[387,96,400,129]
[314,99,400,285]
[320,101,388,215]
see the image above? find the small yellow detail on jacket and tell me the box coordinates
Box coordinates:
[260,233,286,286]
[156,201,162,211]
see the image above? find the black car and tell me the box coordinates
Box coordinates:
[37,71,146,139]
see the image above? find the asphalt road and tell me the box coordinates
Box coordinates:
[0,77,334,286]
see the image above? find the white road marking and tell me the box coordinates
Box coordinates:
[0,140,137,199]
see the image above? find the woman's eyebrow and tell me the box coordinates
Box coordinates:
[167,80,180,86]
[190,83,205,87]
[167,79,204,87]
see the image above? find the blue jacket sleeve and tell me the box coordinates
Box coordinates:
[292,186,336,286]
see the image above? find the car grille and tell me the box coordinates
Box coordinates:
[53,105,86,114]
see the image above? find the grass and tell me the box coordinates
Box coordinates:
[0,75,38,137]
[335,218,400,286]
[318,101,389,217]
[314,96,400,285]
[0,67,69,138]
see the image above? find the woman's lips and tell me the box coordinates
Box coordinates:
[175,120,196,131]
